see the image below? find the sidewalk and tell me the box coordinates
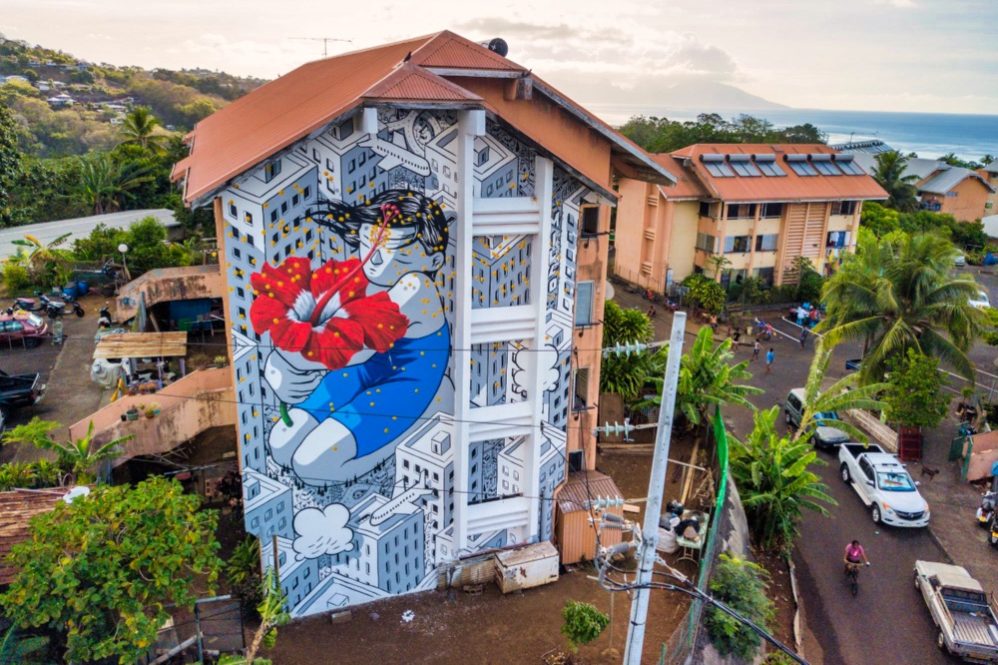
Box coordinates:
[916,416,997,595]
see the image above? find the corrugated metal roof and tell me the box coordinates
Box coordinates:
[671,144,887,202]
[0,488,67,585]
[177,30,673,205]
[919,167,996,195]
[557,470,623,514]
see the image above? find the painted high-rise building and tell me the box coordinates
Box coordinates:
[173,30,673,617]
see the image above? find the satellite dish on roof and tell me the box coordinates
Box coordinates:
[487,38,509,57]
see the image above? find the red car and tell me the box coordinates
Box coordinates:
[0,312,50,348]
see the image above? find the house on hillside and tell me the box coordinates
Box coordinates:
[615,144,888,290]
[171,30,673,617]
[850,154,995,222]
[978,164,998,219]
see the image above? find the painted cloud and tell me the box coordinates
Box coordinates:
[292,504,355,558]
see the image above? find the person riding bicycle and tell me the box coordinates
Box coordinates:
[843,539,870,573]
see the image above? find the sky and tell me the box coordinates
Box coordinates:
[1,0,996,116]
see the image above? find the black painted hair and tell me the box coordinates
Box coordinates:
[308,189,449,255]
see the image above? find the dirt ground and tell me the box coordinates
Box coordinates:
[266,437,717,665]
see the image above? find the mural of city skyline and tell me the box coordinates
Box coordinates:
[225,108,589,617]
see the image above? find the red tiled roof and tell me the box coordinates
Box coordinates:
[653,153,707,199]
[362,62,483,103]
[670,144,888,202]
[176,30,673,204]
[0,488,67,585]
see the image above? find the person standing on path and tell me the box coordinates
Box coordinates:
[752,340,760,361]
[765,347,775,374]
[800,326,808,349]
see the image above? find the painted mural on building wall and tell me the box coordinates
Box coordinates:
[226,109,590,616]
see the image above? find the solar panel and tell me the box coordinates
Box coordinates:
[756,161,785,176]
[786,158,818,176]
[813,160,841,176]
[729,159,761,176]
[834,156,866,175]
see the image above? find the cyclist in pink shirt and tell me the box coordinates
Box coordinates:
[843,539,870,572]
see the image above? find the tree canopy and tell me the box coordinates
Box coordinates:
[883,349,950,429]
[619,113,826,153]
[0,477,221,665]
[871,151,919,212]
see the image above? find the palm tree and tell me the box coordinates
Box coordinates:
[2,418,132,484]
[76,153,154,214]
[707,254,732,281]
[982,154,995,167]
[637,326,761,437]
[10,232,72,285]
[791,337,885,444]
[730,406,835,552]
[119,106,166,152]
[872,151,919,212]
[821,232,984,383]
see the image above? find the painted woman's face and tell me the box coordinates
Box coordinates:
[359,223,442,286]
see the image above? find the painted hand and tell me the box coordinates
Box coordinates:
[264,350,326,404]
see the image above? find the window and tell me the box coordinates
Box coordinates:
[303,186,311,199]
[727,203,756,219]
[695,232,716,253]
[281,201,288,214]
[761,202,784,218]
[229,203,237,218]
[244,211,253,224]
[755,234,778,252]
[263,160,282,182]
[581,206,599,236]
[698,201,713,218]
[826,231,850,249]
[476,146,490,166]
[753,154,785,176]
[754,267,775,286]
[573,367,589,411]
[575,281,594,326]
[728,154,761,176]
[292,193,300,206]
[701,154,734,177]
[724,235,751,253]
[270,210,278,223]
[785,155,817,176]
[831,200,857,216]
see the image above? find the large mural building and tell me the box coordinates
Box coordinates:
[173,31,673,617]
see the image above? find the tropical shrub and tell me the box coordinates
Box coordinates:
[705,553,775,660]
[599,300,664,405]
[561,600,610,652]
[682,273,725,315]
[883,349,950,430]
[731,406,835,552]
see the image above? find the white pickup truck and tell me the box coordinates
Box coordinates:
[914,560,998,663]
[838,443,930,527]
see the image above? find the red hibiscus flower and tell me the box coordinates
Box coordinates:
[250,256,409,369]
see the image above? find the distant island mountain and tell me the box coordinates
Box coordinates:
[658,80,788,112]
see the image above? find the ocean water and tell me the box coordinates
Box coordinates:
[592,105,998,162]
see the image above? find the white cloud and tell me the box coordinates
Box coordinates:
[293,504,355,559]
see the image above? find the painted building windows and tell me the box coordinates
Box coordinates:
[761,202,784,218]
[264,160,282,182]
[574,281,594,326]
[726,203,756,219]
[754,267,775,286]
[831,200,857,216]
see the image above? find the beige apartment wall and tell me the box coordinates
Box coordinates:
[827,214,854,232]
[613,178,653,288]
[573,204,611,470]
[667,201,700,283]
[938,177,991,222]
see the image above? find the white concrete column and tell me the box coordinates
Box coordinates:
[524,156,553,542]
[451,109,485,555]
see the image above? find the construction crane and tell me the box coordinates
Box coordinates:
[290,37,353,57]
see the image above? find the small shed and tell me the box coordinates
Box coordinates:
[494,541,559,594]
[554,470,625,565]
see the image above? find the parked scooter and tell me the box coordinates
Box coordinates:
[978,491,997,528]
[990,513,998,548]
[38,294,84,319]
[11,295,42,312]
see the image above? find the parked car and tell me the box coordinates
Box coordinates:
[955,253,967,267]
[839,443,930,527]
[844,358,863,372]
[0,369,46,411]
[0,312,49,348]
[913,560,998,662]
[784,388,851,449]
[969,290,991,310]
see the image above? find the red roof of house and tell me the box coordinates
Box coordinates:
[670,144,888,202]
[653,153,708,199]
[174,30,673,205]
[0,488,67,585]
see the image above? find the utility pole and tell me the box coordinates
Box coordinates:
[290,37,353,57]
[623,312,687,665]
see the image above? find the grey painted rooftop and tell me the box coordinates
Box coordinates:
[0,209,177,260]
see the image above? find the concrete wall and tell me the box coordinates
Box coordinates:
[69,367,235,465]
